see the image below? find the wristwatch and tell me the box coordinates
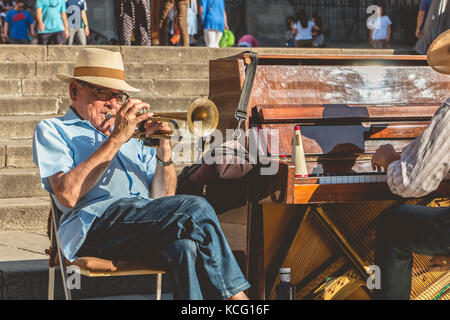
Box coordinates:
[156,154,173,167]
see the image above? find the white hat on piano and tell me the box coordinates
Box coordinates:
[427,29,450,75]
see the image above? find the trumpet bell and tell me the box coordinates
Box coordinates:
[187,97,219,137]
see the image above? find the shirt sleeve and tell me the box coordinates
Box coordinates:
[33,120,75,193]
[387,102,450,198]
[386,16,392,25]
[36,0,43,9]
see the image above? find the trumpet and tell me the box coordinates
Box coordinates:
[106,97,219,145]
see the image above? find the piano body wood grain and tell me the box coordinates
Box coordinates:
[208,53,450,300]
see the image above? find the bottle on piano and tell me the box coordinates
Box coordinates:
[292,126,308,177]
[276,267,296,300]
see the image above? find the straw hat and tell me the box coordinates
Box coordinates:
[57,48,140,92]
[427,29,450,75]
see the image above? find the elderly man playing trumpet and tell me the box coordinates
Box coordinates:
[33,48,250,300]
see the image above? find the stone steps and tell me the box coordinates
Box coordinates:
[0,197,49,231]
[0,168,46,198]
[0,78,209,98]
[0,139,34,168]
[0,62,209,79]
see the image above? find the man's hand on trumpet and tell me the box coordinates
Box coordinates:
[110,98,153,145]
[144,118,173,161]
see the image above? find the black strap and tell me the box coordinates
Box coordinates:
[204,0,217,21]
[234,52,259,123]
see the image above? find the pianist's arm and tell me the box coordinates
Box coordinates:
[387,100,450,198]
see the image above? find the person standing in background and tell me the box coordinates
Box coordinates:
[415,0,449,54]
[66,0,89,45]
[284,16,295,47]
[199,0,228,48]
[368,4,392,49]
[293,9,314,48]
[4,0,34,44]
[311,13,325,47]
[117,0,152,46]
[158,0,188,47]
[416,0,433,38]
[187,0,197,45]
[36,0,68,45]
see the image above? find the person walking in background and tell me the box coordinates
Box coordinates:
[199,0,228,48]
[117,0,152,46]
[3,0,34,44]
[284,15,295,47]
[187,0,197,45]
[293,9,314,48]
[36,0,68,45]
[311,13,325,47]
[415,0,449,54]
[416,0,433,38]
[66,0,89,45]
[159,0,188,47]
[368,4,392,49]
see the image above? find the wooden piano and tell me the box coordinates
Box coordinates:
[208,53,450,300]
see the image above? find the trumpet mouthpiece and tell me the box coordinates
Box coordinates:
[105,112,113,121]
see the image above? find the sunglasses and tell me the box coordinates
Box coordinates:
[78,81,129,105]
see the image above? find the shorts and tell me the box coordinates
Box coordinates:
[38,31,66,45]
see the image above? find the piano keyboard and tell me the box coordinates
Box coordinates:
[318,174,387,184]
[295,173,388,184]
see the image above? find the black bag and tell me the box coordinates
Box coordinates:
[176,53,260,213]
[176,140,257,214]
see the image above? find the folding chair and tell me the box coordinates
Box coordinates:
[47,196,166,300]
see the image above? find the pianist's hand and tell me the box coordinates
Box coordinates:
[371,144,401,173]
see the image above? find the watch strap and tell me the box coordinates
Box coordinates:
[156,154,173,167]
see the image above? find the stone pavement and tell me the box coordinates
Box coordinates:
[0,230,48,262]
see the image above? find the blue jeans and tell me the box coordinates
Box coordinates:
[76,195,250,299]
[374,204,450,300]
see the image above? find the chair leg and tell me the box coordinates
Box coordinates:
[48,266,55,300]
[52,213,72,300]
[156,273,162,300]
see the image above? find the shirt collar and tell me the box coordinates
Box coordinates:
[62,106,85,125]
[62,107,108,137]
